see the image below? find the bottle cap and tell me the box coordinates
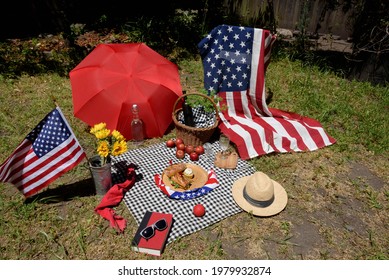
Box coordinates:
[132,104,139,113]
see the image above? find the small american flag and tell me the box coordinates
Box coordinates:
[198,25,336,159]
[0,107,86,197]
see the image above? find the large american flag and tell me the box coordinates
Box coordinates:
[198,25,336,159]
[0,107,86,197]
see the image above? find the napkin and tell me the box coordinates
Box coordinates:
[95,166,137,233]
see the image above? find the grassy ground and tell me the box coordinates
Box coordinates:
[0,56,388,260]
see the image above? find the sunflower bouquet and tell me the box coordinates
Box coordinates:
[90,122,128,166]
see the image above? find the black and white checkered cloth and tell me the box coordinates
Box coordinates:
[177,106,216,128]
[111,141,255,243]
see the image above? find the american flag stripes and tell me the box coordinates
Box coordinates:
[198,25,336,159]
[0,107,86,197]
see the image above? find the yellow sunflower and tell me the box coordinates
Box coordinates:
[90,122,106,135]
[111,140,128,156]
[95,128,111,140]
[97,140,110,158]
[112,130,125,141]
[90,123,128,166]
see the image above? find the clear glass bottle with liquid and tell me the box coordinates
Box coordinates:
[131,104,144,144]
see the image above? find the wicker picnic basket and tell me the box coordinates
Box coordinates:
[172,92,219,147]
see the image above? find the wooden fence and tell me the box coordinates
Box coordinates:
[224,0,354,39]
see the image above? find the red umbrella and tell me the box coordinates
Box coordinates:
[69,43,182,140]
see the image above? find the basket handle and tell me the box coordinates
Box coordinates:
[173,92,220,118]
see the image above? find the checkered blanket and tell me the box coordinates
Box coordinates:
[177,106,216,128]
[111,141,255,243]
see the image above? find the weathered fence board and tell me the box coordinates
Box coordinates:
[224,0,353,39]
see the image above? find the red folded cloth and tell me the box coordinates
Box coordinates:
[95,167,136,233]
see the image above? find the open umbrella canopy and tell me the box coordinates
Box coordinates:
[69,43,182,140]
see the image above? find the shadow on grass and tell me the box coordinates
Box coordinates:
[23,160,143,205]
[24,178,96,204]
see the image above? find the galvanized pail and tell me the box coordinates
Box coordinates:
[89,155,112,195]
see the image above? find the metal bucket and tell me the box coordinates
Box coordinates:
[89,155,112,195]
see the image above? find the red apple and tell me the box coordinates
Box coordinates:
[175,138,184,146]
[176,143,185,151]
[195,145,204,155]
[190,151,199,161]
[176,149,185,159]
[193,204,205,217]
[166,139,175,148]
[185,145,194,154]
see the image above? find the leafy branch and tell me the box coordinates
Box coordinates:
[185,89,227,113]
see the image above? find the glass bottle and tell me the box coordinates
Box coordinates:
[131,104,144,144]
[182,92,195,127]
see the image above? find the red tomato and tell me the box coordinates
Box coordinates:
[190,151,199,161]
[185,145,194,154]
[176,149,185,159]
[166,139,175,148]
[193,204,205,217]
[176,143,185,151]
[195,145,204,155]
[175,138,184,145]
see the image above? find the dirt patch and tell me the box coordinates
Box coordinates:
[288,220,323,259]
[215,155,388,260]
[348,162,386,191]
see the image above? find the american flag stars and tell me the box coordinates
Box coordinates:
[199,25,254,93]
[28,109,71,158]
[172,188,209,200]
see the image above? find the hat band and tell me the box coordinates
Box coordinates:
[243,187,274,208]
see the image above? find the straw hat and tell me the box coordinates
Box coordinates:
[232,172,288,216]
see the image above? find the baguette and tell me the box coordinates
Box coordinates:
[163,163,186,177]
[163,163,192,189]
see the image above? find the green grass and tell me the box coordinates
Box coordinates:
[266,58,389,155]
[0,56,388,260]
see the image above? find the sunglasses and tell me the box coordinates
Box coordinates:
[140,219,168,240]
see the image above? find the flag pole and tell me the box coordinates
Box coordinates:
[50,95,90,165]
[50,94,59,108]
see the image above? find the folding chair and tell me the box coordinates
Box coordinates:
[198,25,336,160]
